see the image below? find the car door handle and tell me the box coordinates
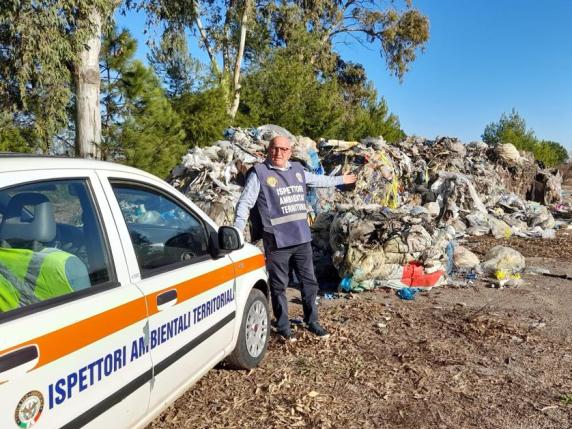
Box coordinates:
[0,345,39,382]
[156,289,178,310]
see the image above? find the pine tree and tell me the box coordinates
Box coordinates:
[238,39,404,142]
[237,48,344,138]
[148,27,202,98]
[173,85,230,148]
[99,29,186,176]
[0,114,35,152]
[482,110,568,167]
[100,25,138,160]
[119,61,186,178]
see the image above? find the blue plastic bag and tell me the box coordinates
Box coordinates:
[339,275,352,292]
[396,288,421,300]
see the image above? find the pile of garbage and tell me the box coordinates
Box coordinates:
[168,126,567,293]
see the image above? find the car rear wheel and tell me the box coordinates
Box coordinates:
[226,288,269,369]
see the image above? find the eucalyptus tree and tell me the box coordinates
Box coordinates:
[0,0,114,154]
[138,0,429,119]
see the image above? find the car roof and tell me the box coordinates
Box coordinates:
[0,154,159,180]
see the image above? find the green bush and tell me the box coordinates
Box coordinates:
[482,110,567,167]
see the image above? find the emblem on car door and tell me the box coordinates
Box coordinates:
[15,390,44,428]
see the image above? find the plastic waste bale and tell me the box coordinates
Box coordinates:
[445,139,467,157]
[225,127,259,147]
[481,246,526,273]
[181,147,216,169]
[383,236,409,254]
[490,194,558,238]
[396,136,466,176]
[492,151,537,200]
[526,203,556,229]
[223,127,276,157]
[169,137,262,228]
[431,172,488,217]
[292,136,318,166]
[319,139,359,151]
[495,143,521,166]
[542,170,562,205]
[481,246,526,288]
[257,124,295,141]
[489,216,512,239]
[453,246,480,269]
[328,205,449,292]
[501,213,528,230]
[361,136,386,150]
[318,143,402,209]
[466,211,491,236]
[450,218,467,236]
[406,224,434,252]
[424,202,440,217]
[496,193,527,212]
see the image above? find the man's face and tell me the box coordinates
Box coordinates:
[267,137,291,168]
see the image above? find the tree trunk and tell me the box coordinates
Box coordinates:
[74,9,102,159]
[228,1,249,119]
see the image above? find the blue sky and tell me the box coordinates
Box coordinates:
[115,0,572,148]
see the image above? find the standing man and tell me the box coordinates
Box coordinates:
[234,136,357,340]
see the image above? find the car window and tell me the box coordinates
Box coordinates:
[0,179,112,314]
[111,184,210,274]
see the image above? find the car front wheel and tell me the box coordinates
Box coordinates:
[226,288,269,369]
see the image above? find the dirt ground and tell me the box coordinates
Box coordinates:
[148,182,572,429]
[147,232,572,429]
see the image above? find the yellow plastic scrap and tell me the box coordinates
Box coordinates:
[495,270,507,280]
[387,177,400,209]
[378,151,390,166]
[376,151,400,209]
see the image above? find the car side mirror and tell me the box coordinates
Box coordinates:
[208,226,244,259]
[219,226,243,251]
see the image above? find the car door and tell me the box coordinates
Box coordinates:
[0,169,153,429]
[97,170,237,412]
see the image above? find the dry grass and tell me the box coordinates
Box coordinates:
[148,262,572,429]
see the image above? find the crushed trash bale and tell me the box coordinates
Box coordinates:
[481,245,526,288]
[453,246,480,270]
[325,204,451,292]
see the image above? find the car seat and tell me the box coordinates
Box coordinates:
[0,193,90,312]
[0,192,56,251]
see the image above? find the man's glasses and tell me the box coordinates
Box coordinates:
[269,146,290,153]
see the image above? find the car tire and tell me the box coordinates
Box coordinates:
[226,288,270,369]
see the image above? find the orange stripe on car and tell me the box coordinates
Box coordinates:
[0,255,265,371]
[147,254,265,314]
[234,254,265,277]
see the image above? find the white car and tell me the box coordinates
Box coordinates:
[0,155,270,429]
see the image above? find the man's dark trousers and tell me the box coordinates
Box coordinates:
[262,233,319,334]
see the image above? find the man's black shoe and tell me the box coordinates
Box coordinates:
[307,322,330,339]
[277,329,297,342]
